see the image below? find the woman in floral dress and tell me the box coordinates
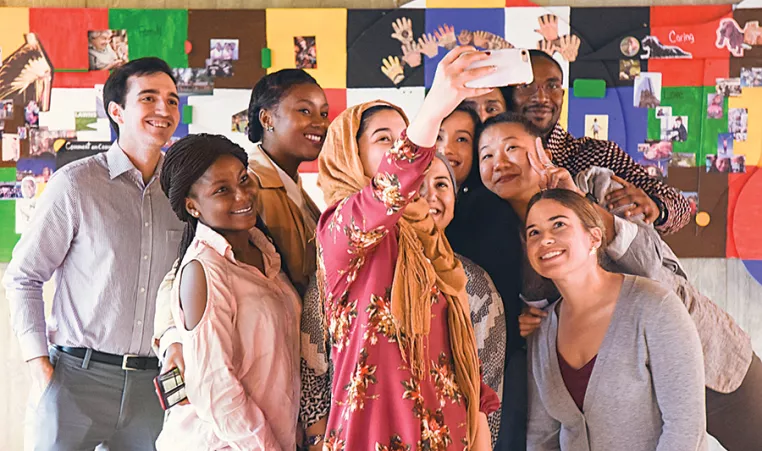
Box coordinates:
[311,46,499,450]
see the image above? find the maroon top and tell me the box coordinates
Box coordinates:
[557,350,597,412]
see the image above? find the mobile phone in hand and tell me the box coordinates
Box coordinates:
[464,48,534,89]
[153,367,187,410]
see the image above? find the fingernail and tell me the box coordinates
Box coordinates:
[485,51,491,55]
[607,204,613,209]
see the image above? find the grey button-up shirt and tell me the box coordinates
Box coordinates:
[3,143,183,360]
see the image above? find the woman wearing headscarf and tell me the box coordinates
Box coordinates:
[308,46,499,450]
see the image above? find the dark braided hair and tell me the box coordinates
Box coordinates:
[160,133,286,276]
[247,69,320,143]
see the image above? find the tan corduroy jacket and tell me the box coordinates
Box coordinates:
[151,144,321,356]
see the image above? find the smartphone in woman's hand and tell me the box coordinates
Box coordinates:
[464,48,534,89]
[154,367,188,410]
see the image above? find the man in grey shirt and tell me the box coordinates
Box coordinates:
[3,57,183,450]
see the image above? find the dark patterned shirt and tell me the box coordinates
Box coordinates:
[546,125,690,235]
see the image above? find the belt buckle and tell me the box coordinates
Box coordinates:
[122,354,139,371]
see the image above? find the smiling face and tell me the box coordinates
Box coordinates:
[264,83,329,162]
[463,89,507,122]
[525,198,602,281]
[358,107,407,178]
[478,122,544,204]
[421,157,456,230]
[511,57,564,136]
[109,72,180,151]
[185,154,259,233]
[437,110,477,187]
[90,31,112,51]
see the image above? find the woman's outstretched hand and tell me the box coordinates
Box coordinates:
[407,46,495,147]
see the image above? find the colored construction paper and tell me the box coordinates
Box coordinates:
[109,9,188,69]
[572,79,606,98]
[188,10,266,90]
[266,9,347,89]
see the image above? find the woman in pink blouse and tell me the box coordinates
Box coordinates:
[155,134,301,450]
[311,46,499,450]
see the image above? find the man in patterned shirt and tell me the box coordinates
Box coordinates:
[501,49,690,235]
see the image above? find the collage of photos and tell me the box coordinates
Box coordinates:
[633,72,661,108]
[635,140,672,181]
[231,109,249,134]
[205,39,238,78]
[681,191,699,217]
[584,115,608,140]
[729,108,748,141]
[88,30,128,71]
[619,59,641,81]
[172,68,214,96]
[706,131,747,174]
[706,154,746,173]
[716,77,742,97]
[0,99,14,120]
[707,93,724,119]
[29,128,77,158]
[740,67,762,87]
[295,36,317,69]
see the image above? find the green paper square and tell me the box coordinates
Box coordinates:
[647,86,727,163]
[109,9,188,69]
[182,105,193,125]
[572,79,607,99]
[0,168,21,262]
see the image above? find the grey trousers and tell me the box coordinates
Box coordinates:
[28,347,163,451]
[706,352,762,451]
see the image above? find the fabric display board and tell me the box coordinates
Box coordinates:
[0,2,760,287]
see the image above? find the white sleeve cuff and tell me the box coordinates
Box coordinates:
[157,327,182,362]
[19,332,49,362]
[607,216,639,260]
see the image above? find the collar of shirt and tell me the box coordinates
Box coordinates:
[193,221,282,279]
[250,142,306,210]
[106,141,164,187]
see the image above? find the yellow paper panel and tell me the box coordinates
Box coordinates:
[559,89,568,131]
[426,0,506,7]
[0,8,29,64]
[728,87,762,167]
[266,8,347,89]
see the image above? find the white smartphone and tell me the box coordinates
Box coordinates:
[464,48,534,89]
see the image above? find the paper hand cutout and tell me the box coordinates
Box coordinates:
[391,17,415,45]
[535,14,560,42]
[418,33,439,58]
[435,25,457,50]
[538,39,557,56]
[381,56,405,85]
[558,35,581,62]
[473,30,492,49]
[401,42,422,68]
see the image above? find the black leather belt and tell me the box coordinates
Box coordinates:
[54,345,159,371]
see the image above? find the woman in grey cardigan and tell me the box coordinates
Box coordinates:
[522,189,706,450]
[477,112,762,450]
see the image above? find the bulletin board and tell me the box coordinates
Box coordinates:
[0,1,760,289]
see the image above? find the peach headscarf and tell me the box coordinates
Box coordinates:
[317,100,482,444]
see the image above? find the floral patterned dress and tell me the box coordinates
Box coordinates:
[317,133,493,450]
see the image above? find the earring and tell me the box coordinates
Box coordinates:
[266,125,274,132]
[191,211,199,218]
[589,246,598,256]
